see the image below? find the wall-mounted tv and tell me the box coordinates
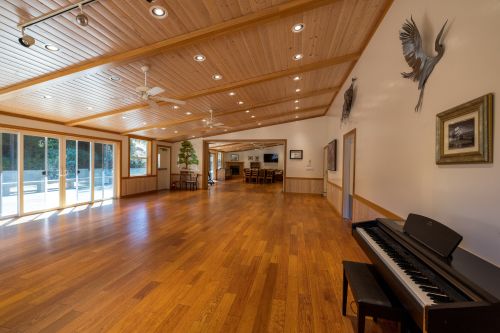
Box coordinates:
[263,153,278,163]
[327,139,337,171]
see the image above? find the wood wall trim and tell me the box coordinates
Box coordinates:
[120,190,159,199]
[327,180,342,189]
[353,194,402,221]
[121,175,157,180]
[0,0,341,102]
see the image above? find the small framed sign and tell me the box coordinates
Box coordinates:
[289,150,303,160]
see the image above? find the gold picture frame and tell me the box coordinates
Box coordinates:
[436,94,493,164]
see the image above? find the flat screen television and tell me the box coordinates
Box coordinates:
[263,153,278,163]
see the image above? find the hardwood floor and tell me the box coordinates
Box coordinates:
[0,180,398,332]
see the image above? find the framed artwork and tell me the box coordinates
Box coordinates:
[436,94,493,164]
[248,155,254,161]
[289,150,303,160]
[327,139,337,171]
[255,156,259,162]
[230,153,239,161]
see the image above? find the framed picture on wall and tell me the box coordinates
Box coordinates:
[436,94,493,164]
[248,155,254,161]
[230,153,239,161]
[327,139,337,171]
[289,150,303,159]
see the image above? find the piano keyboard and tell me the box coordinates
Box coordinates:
[357,227,456,307]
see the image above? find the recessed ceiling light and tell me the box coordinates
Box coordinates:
[224,129,228,132]
[293,53,304,61]
[42,95,52,99]
[191,135,195,138]
[45,44,59,52]
[202,119,207,122]
[294,100,299,103]
[109,76,121,81]
[150,6,168,19]
[122,116,127,119]
[295,115,299,118]
[173,105,179,109]
[295,88,301,93]
[143,122,147,125]
[245,110,250,113]
[292,23,305,33]
[251,115,255,118]
[193,54,206,62]
[295,106,300,110]
[185,111,192,115]
[161,127,166,130]
[293,76,301,81]
[212,73,222,80]
[86,106,93,110]
[238,101,244,105]
[174,130,178,133]
[258,122,262,126]
[228,92,236,96]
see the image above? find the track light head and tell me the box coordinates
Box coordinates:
[76,4,89,26]
[18,29,35,47]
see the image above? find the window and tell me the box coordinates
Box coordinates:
[217,152,222,169]
[129,138,150,176]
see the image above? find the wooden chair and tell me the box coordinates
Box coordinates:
[258,169,266,184]
[180,171,190,190]
[244,168,251,183]
[265,169,274,183]
[185,174,199,191]
[171,174,181,190]
[250,169,258,183]
[274,170,283,182]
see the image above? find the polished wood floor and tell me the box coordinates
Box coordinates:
[0,180,399,332]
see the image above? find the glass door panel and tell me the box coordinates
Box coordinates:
[23,135,60,213]
[0,133,18,217]
[77,141,91,203]
[65,140,91,205]
[94,143,114,200]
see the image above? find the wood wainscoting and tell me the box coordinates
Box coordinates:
[326,180,342,216]
[121,176,158,197]
[352,194,402,222]
[285,177,323,194]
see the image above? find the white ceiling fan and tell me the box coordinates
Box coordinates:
[204,109,231,130]
[135,65,186,110]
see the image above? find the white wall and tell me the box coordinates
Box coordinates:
[207,117,329,178]
[224,145,285,169]
[327,0,500,265]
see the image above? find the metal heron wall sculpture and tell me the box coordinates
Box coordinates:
[400,17,447,111]
[341,77,356,122]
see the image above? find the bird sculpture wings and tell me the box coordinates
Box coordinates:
[400,17,447,111]
[341,78,356,122]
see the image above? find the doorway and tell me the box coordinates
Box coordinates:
[342,129,356,220]
[65,139,91,205]
[157,146,170,190]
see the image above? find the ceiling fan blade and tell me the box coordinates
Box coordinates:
[154,96,187,105]
[147,86,165,96]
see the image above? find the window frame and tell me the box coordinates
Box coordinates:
[128,137,152,177]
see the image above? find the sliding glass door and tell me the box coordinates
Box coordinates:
[0,133,18,218]
[94,143,114,201]
[23,135,60,213]
[65,140,91,205]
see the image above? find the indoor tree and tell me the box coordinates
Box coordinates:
[178,140,199,170]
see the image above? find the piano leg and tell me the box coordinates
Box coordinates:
[342,267,348,316]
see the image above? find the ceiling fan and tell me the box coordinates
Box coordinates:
[204,109,230,130]
[135,65,186,110]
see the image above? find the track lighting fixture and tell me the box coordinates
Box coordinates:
[18,28,35,48]
[75,4,89,26]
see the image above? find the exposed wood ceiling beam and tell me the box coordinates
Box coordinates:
[156,105,327,141]
[66,52,357,126]
[0,0,340,102]
[121,87,339,135]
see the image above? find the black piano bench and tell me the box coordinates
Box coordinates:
[342,261,405,333]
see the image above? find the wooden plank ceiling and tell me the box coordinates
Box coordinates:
[210,141,283,153]
[0,0,392,142]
